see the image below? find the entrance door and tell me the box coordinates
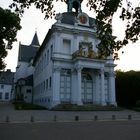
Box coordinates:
[60,70,71,102]
[82,73,93,103]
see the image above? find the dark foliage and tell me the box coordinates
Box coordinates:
[10,0,140,59]
[116,70,140,108]
[51,104,121,111]
[13,102,47,110]
[0,7,21,70]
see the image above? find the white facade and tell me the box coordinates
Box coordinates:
[15,0,117,108]
[33,12,117,108]
[15,61,34,82]
[0,84,12,101]
[0,70,14,102]
[14,34,39,103]
[14,60,35,103]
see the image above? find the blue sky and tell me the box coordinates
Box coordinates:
[1,0,140,72]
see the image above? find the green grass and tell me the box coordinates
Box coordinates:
[131,107,140,112]
[13,102,47,110]
[51,104,122,111]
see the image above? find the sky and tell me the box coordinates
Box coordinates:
[0,0,140,72]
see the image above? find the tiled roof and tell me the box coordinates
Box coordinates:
[18,44,39,62]
[61,12,96,28]
[30,32,40,46]
[0,70,14,85]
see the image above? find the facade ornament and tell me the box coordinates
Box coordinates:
[75,65,83,72]
[53,66,61,72]
[71,68,77,74]
[91,23,97,31]
[77,12,89,26]
[73,30,79,37]
[66,0,83,13]
[100,68,104,75]
[74,17,78,26]
[108,71,116,77]
[72,42,97,59]
[55,13,62,23]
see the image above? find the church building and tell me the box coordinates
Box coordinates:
[32,0,117,108]
[14,32,40,103]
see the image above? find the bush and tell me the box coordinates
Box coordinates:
[51,104,122,111]
[13,102,47,110]
[136,100,140,107]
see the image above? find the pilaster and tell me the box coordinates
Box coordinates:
[71,68,77,104]
[108,72,117,106]
[100,69,106,106]
[52,66,61,106]
[72,31,78,53]
[94,71,100,104]
[75,66,83,105]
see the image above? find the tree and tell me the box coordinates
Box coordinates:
[116,70,140,107]
[0,7,21,70]
[10,0,140,59]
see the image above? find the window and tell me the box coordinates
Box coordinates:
[46,79,48,90]
[1,85,4,89]
[49,77,52,88]
[44,53,46,66]
[5,92,9,100]
[51,45,53,59]
[44,81,45,91]
[63,39,71,53]
[63,39,71,47]
[0,92,2,99]
[26,89,31,93]
[47,49,49,63]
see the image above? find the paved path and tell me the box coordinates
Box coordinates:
[0,102,140,123]
[0,121,140,140]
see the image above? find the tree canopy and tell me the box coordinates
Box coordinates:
[0,7,21,70]
[116,70,140,107]
[10,0,140,59]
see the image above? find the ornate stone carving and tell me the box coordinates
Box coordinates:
[71,68,77,74]
[100,68,104,75]
[53,66,61,72]
[75,65,83,72]
[108,71,116,77]
[66,0,83,13]
[55,13,62,23]
[77,12,89,26]
[72,42,97,59]
[74,17,78,26]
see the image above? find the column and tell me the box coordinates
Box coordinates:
[92,72,95,103]
[76,66,83,105]
[52,66,61,107]
[94,71,100,104]
[100,69,106,106]
[108,72,117,106]
[71,68,77,104]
